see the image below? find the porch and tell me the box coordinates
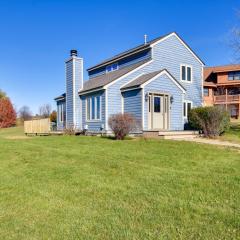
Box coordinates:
[143,130,199,139]
[213,95,240,119]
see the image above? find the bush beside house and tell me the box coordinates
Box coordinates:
[108,113,139,140]
[188,106,230,138]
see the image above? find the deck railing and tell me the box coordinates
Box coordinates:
[214,94,240,104]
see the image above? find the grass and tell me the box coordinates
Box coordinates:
[0,127,239,239]
[220,122,240,144]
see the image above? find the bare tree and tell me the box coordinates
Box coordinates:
[39,104,52,118]
[18,106,32,121]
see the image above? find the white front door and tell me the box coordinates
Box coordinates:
[153,95,164,129]
[148,94,169,130]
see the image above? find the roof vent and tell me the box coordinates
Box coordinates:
[70,49,78,57]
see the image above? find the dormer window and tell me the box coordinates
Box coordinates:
[106,63,118,73]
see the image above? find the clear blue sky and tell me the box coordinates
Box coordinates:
[0,0,239,114]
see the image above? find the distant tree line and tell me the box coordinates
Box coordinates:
[0,88,57,129]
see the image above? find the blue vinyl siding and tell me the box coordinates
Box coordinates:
[66,60,74,127]
[60,33,203,133]
[66,57,83,130]
[143,73,184,130]
[88,49,151,78]
[81,90,105,132]
[122,89,142,124]
[107,34,203,131]
[74,58,83,130]
[150,35,203,107]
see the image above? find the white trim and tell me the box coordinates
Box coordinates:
[141,70,186,93]
[201,66,204,106]
[150,32,204,66]
[180,64,193,83]
[106,63,119,73]
[104,60,153,89]
[182,94,185,127]
[79,87,103,96]
[55,97,65,102]
[120,73,145,89]
[105,88,108,131]
[183,100,193,119]
[168,95,171,130]
[73,58,76,127]
[79,58,83,91]
[121,93,124,114]
[86,95,102,121]
[121,87,142,92]
[58,104,64,123]
[65,56,83,64]
[142,89,145,129]
[65,62,68,126]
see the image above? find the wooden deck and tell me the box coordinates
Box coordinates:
[143,130,199,139]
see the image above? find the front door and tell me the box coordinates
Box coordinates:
[148,94,169,130]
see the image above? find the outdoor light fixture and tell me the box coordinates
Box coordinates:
[145,93,149,102]
[170,96,174,104]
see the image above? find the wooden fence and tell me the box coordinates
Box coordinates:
[24,118,51,135]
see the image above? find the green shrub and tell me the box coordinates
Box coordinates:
[188,106,230,138]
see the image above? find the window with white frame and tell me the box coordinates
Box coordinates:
[58,102,65,122]
[106,63,118,73]
[183,101,192,118]
[181,64,192,82]
[86,96,101,121]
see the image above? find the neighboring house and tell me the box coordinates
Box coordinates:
[204,64,240,119]
[55,32,204,133]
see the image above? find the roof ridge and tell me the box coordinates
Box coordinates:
[205,64,240,69]
[80,59,150,94]
[87,32,174,71]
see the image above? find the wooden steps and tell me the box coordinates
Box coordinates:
[143,130,199,139]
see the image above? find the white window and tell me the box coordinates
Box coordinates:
[181,64,192,82]
[58,103,65,122]
[86,96,101,121]
[106,63,118,73]
[183,101,192,118]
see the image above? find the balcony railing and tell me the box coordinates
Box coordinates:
[214,94,240,104]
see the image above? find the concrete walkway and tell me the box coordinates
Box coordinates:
[174,137,240,149]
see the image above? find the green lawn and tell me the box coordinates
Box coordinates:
[220,122,240,144]
[0,127,239,239]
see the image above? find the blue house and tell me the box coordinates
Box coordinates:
[55,32,204,133]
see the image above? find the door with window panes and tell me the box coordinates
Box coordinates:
[148,93,169,130]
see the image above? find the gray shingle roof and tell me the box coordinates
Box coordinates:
[79,60,150,94]
[87,32,172,71]
[87,31,204,71]
[121,69,186,91]
[54,93,66,101]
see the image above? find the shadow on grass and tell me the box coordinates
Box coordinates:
[230,124,240,132]
[101,135,134,141]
